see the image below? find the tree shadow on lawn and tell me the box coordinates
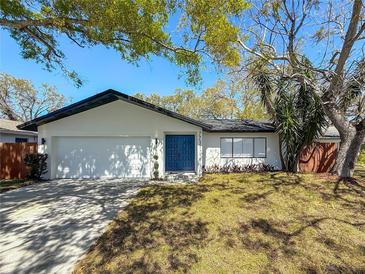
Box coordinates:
[76,174,365,274]
[75,184,212,273]
[233,173,365,273]
[0,179,151,274]
[231,217,365,274]
[258,173,365,209]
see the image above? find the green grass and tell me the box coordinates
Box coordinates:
[0,179,34,193]
[75,173,365,274]
[357,145,365,165]
[355,165,365,181]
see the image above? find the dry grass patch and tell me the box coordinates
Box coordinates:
[0,179,35,193]
[74,173,365,274]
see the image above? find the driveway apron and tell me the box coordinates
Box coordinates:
[0,179,144,274]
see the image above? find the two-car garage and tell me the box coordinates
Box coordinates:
[18,90,204,180]
[52,136,151,179]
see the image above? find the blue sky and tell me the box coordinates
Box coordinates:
[0,29,222,102]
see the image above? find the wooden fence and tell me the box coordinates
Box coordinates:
[299,142,338,173]
[0,143,38,179]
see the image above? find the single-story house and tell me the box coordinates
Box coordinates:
[17,89,340,180]
[0,119,37,143]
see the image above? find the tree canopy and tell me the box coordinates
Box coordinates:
[0,73,68,121]
[229,0,365,177]
[0,0,250,86]
[135,79,269,120]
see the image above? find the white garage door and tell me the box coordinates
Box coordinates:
[53,136,150,179]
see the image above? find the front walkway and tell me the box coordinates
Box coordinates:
[0,179,145,274]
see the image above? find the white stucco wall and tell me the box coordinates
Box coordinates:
[37,100,203,179]
[203,132,282,170]
[0,133,37,143]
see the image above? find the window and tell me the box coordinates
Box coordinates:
[220,137,266,158]
[254,138,266,157]
[15,137,28,143]
[233,138,244,157]
[220,138,233,157]
[242,138,254,157]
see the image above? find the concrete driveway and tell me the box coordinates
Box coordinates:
[0,179,145,274]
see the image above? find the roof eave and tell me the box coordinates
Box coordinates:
[113,93,211,130]
[0,128,38,135]
[204,129,276,133]
[17,89,212,131]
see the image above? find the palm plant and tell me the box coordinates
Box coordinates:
[254,71,327,172]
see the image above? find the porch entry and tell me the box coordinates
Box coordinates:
[165,135,195,172]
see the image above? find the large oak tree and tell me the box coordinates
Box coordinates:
[233,0,365,178]
[0,0,249,86]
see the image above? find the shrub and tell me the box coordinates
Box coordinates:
[24,153,48,180]
[153,155,159,179]
[203,163,275,174]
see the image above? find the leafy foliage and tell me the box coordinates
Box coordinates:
[153,155,160,180]
[24,153,48,180]
[340,59,365,123]
[135,79,269,120]
[255,70,327,172]
[204,163,275,173]
[0,73,68,121]
[0,0,249,86]
[233,0,365,177]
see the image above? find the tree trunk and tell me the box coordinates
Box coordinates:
[294,143,306,173]
[333,131,355,175]
[339,128,365,177]
[278,137,287,171]
[2,106,18,120]
[321,98,360,178]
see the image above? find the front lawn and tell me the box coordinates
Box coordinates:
[355,165,365,181]
[75,173,365,274]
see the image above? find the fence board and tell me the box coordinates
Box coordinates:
[299,142,337,173]
[0,143,38,179]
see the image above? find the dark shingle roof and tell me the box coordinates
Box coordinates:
[17,89,210,131]
[17,89,276,133]
[202,119,275,132]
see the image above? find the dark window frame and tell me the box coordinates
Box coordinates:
[220,137,267,158]
[15,137,28,143]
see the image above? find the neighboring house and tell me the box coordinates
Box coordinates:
[0,119,37,143]
[317,126,340,143]
[18,89,340,180]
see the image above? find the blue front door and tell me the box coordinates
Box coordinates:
[165,135,195,172]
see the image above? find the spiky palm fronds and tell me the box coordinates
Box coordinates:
[254,68,327,172]
[275,80,327,171]
[275,91,300,170]
[253,72,276,118]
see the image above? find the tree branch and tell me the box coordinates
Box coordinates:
[327,0,363,95]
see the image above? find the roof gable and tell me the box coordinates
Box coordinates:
[18,89,210,131]
[17,89,281,133]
